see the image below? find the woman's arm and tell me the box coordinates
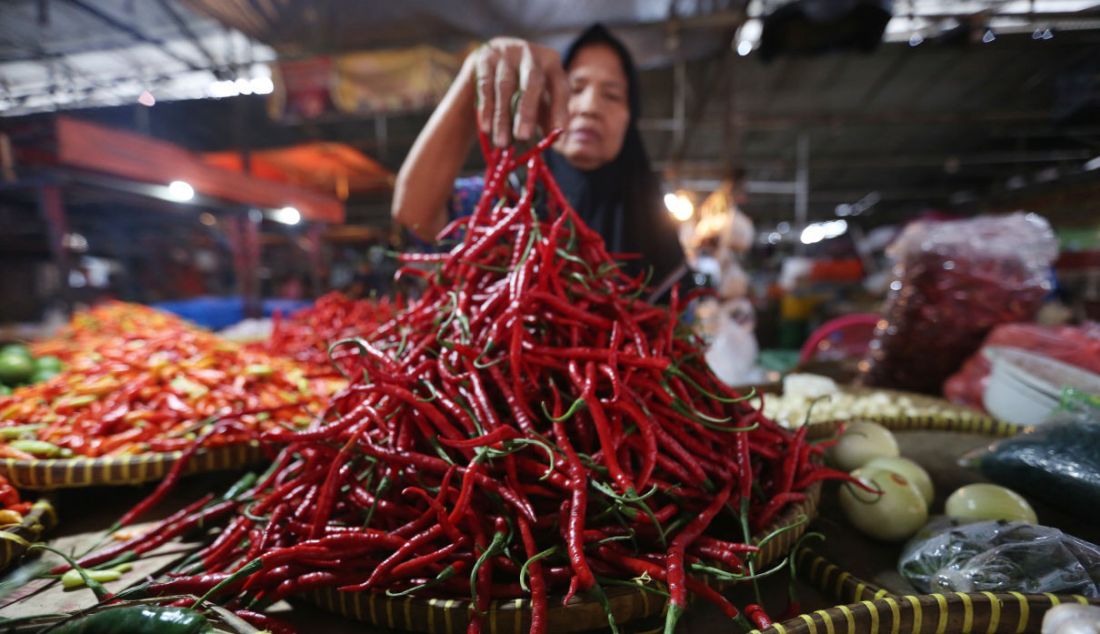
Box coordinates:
[392,39,568,242]
[391,55,479,242]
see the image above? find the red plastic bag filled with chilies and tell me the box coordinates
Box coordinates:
[944,322,1100,410]
[859,213,1058,395]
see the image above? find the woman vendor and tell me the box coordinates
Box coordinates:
[392,25,689,296]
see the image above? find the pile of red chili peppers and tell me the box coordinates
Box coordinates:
[0,319,335,458]
[89,133,842,634]
[252,292,398,378]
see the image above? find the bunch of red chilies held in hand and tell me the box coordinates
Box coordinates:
[74,131,848,634]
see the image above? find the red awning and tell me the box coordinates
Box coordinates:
[45,116,344,223]
[204,143,393,200]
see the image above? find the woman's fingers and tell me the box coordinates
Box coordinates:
[513,46,544,141]
[493,55,518,147]
[544,62,569,133]
[475,38,566,147]
[474,46,498,136]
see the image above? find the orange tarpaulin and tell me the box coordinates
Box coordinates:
[204,143,393,200]
[50,117,344,223]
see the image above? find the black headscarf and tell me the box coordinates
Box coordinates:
[544,24,687,289]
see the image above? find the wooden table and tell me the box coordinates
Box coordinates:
[2,429,1092,632]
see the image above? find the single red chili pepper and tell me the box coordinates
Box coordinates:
[66,495,227,573]
[665,477,734,633]
[745,603,774,629]
[117,418,235,527]
[579,362,635,494]
[551,417,595,599]
[781,425,809,494]
[389,541,465,580]
[487,363,538,436]
[233,610,297,634]
[753,492,808,532]
[692,542,747,572]
[791,467,866,492]
[309,424,370,538]
[517,514,548,634]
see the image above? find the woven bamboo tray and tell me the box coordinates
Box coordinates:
[748,592,1100,634]
[0,442,267,490]
[303,483,822,634]
[840,387,1021,437]
[769,387,1099,634]
[0,499,57,573]
[761,385,1021,438]
[786,392,1048,611]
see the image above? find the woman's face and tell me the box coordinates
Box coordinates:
[556,43,631,171]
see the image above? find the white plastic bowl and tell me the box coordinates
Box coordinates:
[982,346,1100,426]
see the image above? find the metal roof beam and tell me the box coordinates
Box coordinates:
[658,149,1093,174]
[60,0,205,71]
[154,0,220,71]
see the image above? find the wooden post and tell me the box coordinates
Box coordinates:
[307,223,325,298]
[227,211,263,319]
[38,184,71,311]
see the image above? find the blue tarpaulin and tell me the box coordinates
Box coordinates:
[152,296,313,330]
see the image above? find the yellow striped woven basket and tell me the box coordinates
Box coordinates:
[0,442,267,490]
[835,387,1020,437]
[303,482,822,634]
[749,592,1100,634]
[790,542,1100,634]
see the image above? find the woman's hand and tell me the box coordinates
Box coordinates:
[471,37,569,147]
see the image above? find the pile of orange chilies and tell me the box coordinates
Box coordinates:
[31,301,195,363]
[1,307,334,458]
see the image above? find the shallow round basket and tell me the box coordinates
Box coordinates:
[778,389,1098,634]
[0,499,57,573]
[786,394,1039,612]
[748,592,1100,634]
[0,441,267,490]
[772,386,1022,438]
[303,482,822,634]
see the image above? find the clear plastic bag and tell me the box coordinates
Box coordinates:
[704,298,759,385]
[944,323,1100,410]
[860,213,1057,394]
[899,518,1100,596]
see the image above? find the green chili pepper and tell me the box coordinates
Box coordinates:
[61,568,121,590]
[0,424,44,440]
[58,394,98,408]
[220,472,258,501]
[8,439,64,457]
[49,605,213,634]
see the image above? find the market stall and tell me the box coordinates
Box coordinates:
[1,133,1098,633]
[2,1,1100,633]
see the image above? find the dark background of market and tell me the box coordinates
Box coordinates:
[1,0,1098,352]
